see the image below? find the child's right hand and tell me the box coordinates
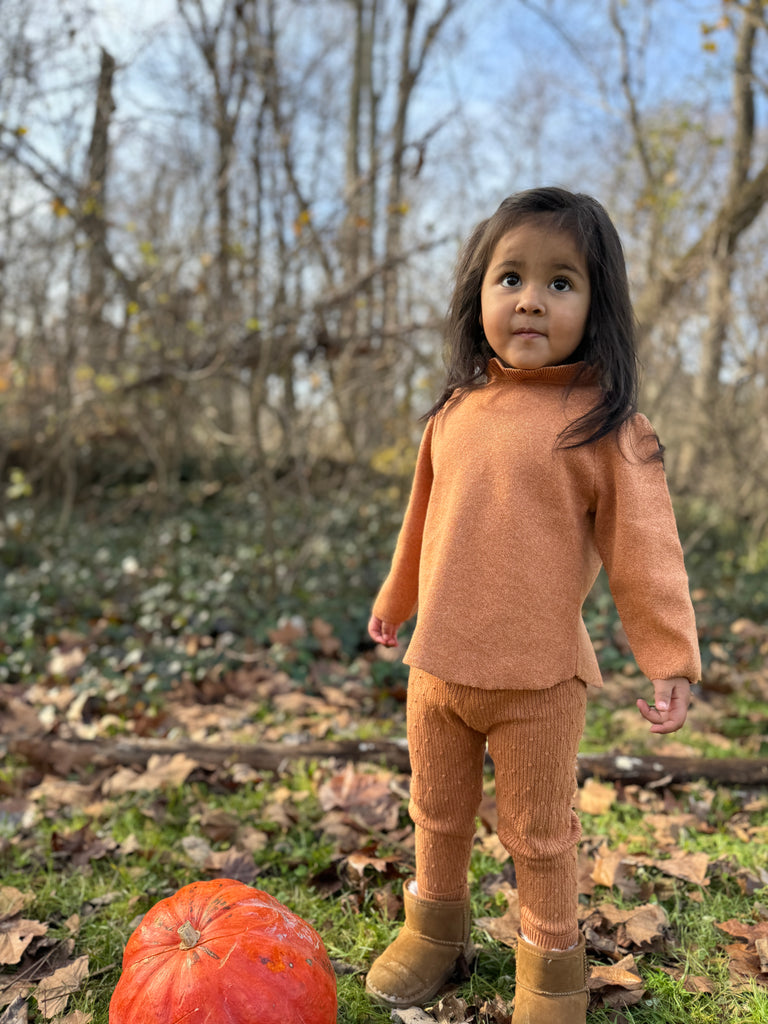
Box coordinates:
[368,615,400,648]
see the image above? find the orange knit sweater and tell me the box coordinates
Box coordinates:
[373,358,701,690]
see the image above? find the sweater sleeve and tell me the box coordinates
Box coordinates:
[371,417,436,625]
[593,415,701,683]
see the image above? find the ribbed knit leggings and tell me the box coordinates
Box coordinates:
[407,668,587,950]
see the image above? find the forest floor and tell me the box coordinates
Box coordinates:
[0,484,767,1023]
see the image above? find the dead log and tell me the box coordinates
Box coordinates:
[576,752,768,787]
[9,735,413,775]
[8,734,768,786]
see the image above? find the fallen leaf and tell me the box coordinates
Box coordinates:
[34,955,89,1018]
[582,902,670,956]
[723,941,768,990]
[588,953,645,1008]
[652,850,710,886]
[199,807,240,843]
[391,1008,435,1024]
[716,918,768,943]
[0,889,34,920]
[659,964,716,994]
[577,778,616,815]
[432,994,472,1022]
[317,764,401,831]
[475,882,520,947]
[591,845,641,899]
[203,846,259,883]
[0,918,48,965]
[0,996,28,1023]
[616,903,671,952]
[344,851,395,879]
[478,994,514,1024]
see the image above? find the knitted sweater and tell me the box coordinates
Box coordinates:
[372,358,701,690]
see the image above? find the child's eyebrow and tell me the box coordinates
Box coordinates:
[492,257,587,278]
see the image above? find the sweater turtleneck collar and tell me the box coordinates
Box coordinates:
[486,357,598,386]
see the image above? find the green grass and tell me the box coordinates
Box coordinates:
[2,486,768,1020]
[2,762,767,1021]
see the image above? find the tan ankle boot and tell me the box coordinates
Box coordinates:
[512,932,588,1023]
[365,882,471,1008]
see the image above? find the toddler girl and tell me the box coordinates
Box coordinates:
[365,187,700,1023]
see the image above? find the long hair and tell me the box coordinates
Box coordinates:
[425,187,642,452]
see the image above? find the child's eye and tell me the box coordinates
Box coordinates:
[551,277,572,292]
[501,271,521,287]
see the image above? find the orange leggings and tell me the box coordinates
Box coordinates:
[407,668,587,950]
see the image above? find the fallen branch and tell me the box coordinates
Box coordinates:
[8,734,768,786]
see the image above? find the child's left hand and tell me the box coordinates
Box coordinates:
[636,677,691,734]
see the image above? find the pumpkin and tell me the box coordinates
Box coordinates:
[109,878,337,1024]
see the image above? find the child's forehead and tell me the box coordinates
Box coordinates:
[487,220,586,268]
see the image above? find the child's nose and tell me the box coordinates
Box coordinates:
[515,286,544,314]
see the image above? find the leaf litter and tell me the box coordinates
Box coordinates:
[1,611,768,1019]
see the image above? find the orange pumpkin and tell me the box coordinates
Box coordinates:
[109,878,337,1024]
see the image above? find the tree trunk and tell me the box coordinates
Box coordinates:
[10,733,768,787]
[83,47,116,329]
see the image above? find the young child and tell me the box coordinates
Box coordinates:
[365,187,700,1023]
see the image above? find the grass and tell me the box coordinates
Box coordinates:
[2,759,767,1022]
[1,484,767,1021]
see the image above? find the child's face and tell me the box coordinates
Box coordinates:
[479,221,591,369]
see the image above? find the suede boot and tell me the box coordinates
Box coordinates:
[512,932,588,1024]
[365,882,472,1008]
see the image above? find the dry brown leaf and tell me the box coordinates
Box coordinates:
[271,692,330,716]
[180,834,213,866]
[372,886,402,921]
[653,850,710,886]
[577,778,616,815]
[577,850,596,897]
[202,847,259,883]
[391,1008,435,1024]
[477,793,499,833]
[616,903,670,952]
[101,753,197,796]
[317,810,366,853]
[588,954,644,991]
[344,851,395,879]
[0,889,34,921]
[34,955,89,1019]
[317,764,401,831]
[0,996,29,1024]
[582,902,670,957]
[475,882,520,948]
[588,953,645,1008]
[50,826,117,868]
[432,994,472,1022]
[591,845,641,899]
[659,965,716,994]
[723,941,768,990]
[0,918,48,965]
[199,807,240,843]
[478,994,514,1024]
[475,833,511,863]
[716,918,768,943]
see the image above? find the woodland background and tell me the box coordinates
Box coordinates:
[2,2,768,1022]
[0,0,767,550]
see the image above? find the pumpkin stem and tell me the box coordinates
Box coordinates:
[178,920,201,950]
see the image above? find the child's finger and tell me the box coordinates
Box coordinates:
[368,615,399,647]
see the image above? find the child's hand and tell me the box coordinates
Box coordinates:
[636,677,691,734]
[368,615,400,648]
